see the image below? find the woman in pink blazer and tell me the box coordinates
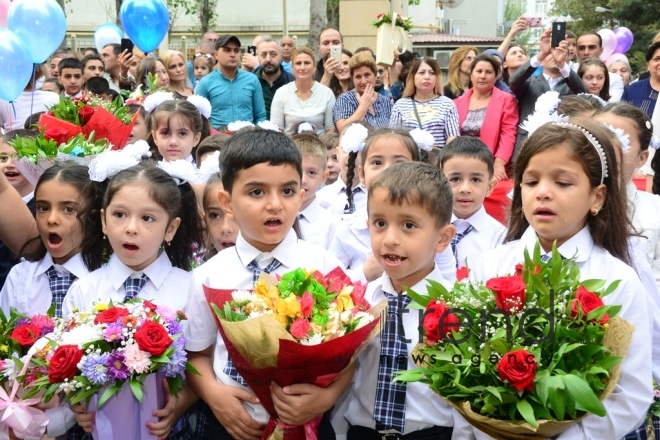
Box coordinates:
[454,53,519,180]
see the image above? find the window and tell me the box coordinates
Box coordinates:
[535,0,547,15]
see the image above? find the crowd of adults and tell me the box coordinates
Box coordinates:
[2,19,660,180]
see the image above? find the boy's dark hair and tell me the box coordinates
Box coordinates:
[58,58,84,74]
[42,78,63,93]
[196,133,230,165]
[557,94,604,117]
[106,89,120,101]
[4,129,38,143]
[81,54,103,69]
[104,43,121,56]
[369,162,453,228]
[440,137,495,177]
[24,112,46,131]
[85,76,110,95]
[79,161,203,271]
[19,164,90,262]
[220,128,302,193]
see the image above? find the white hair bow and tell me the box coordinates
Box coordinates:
[143,91,176,113]
[88,140,152,182]
[409,128,435,151]
[341,124,369,154]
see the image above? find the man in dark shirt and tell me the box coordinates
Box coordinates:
[254,39,294,119]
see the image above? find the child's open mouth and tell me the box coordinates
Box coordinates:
[48,233,62,249]
[264,219,283,231]
[4,171,19,179]
[123,243,140,254]
[383,254,406,266]
[221,241,236,249]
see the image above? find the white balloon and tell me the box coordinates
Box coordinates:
[94,24,122,53]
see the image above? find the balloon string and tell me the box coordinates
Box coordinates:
[29,63,38,123]
[8,102,15,132]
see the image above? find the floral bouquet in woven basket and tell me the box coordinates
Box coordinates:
[395,243,633,439]
[373,12,412,65]
[204,267,386,440]
[23,299,196,440]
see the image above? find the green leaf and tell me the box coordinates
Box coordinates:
[97,383,122,408]
[598,355,622,371]
[548,386,566,420]
[516,399,537,428]
[129,380,144,403]
[562,374,605,416]
[403,287,429,308]
[485,386,502,402]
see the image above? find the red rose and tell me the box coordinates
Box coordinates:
[142,300,158,312]
[11,324,41,346]
[486,275,526,314]
[515,263,540,277]
[78,106,95,125]
[48,345,84,383]
[423,300,459,345]
[456,266,470,281]
[44,127,69,145]
[571,286,608,323]
[134,321,173,356]
[498,349,537,391]
[94,307,130,325]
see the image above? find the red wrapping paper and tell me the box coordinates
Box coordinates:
[203,283,384,440]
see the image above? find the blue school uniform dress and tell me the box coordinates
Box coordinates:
[454,226,653,440]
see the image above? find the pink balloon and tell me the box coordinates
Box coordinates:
[0,0,11,28]
[598,29,617,61]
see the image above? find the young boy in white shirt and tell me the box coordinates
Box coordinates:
[345,161,456,439]
[185,128,350,440]
[291,133,339,250]
[440,137,506,271]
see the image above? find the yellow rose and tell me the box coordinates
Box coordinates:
[336,290,355,313]
[254,280,280,307]
[276,295,301,318]
[0,345,7,355]
[94,303,109,311]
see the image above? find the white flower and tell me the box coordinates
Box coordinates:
[196,150,220,183]
[534,91,561,115]
[341,124,369,154]
[601,123,631,154]
[353,312,375,330]
[158,159,198,185]
[187,95,212,118]
[227,121,254,132]
[409,128,435,151]
[297,122,314,133]
[232,289,254,303]
[300,333,323,346]
[143,91,175,113]
[258,120,281,132]
[60,324,104,346]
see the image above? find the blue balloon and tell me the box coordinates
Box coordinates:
[120,0,170,54]
[0,28,34,102]
[7,0,66,64]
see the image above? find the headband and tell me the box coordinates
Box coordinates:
[552,122,609,185]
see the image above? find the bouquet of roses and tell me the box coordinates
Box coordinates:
[24,299,195,440]
[373,12,413,31]
[204,267,385,440]
[0,308,55,439]
[395,243,633,439]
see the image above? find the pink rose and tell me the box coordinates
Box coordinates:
[298,292,314,318]
[290,318,312,339]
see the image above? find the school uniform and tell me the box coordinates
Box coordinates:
[298,197,339,250]
[451,206,507,269]
[185,229,344,438]
[0,251,88,438]
[460,226,653,439]
[316,175,367,218]
[329,208,459,284]
[344,264,454,438]
[627,182,660,290]
[63,252,194,316]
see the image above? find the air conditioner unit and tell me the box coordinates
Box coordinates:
[433,50,453,69]
[496,24,504,36]
[441,18,452,34]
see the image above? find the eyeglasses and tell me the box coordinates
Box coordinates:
[0,153,17,163]
[195,53,213,59]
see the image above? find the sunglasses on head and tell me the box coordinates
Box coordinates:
[195,53,213,59]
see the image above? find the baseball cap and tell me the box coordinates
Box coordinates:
[215,34,241,51]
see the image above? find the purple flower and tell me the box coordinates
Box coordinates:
[82,353,110,385]
[15,318,30,327]
[104,323,124,342]
[106,351,130,380]
[167,320,183,336]
[158,342,187,377]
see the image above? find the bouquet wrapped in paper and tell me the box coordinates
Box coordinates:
[0,308,56,440]
[396,243,633,439]
[24,299,195,440]
[204,267,385,440]
[373,12,412,66]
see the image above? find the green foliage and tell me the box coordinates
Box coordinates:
[395,242,624,426]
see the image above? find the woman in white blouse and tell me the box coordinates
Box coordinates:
[270,47,336,136]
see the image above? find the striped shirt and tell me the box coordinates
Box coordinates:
[332,90,393,129]
[389,96,460,147]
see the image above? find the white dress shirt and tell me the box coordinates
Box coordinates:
[298,197,339,250]
[627,182,660,290]
[316,175,367,218]
[452,206,507,269]
[329,208,458,284]
[185,229,344,424]
[63,251,194,316]
[462,226,653,439]
[345,264,454,433]
[270,81,336,136]
[1,252,88,316]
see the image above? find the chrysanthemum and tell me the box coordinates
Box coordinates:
[124,341,152,374]
[81,353,110,385]
[106,351,130,380]
[104,323,124,342]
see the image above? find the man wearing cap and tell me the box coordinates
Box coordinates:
[196,34,267,129]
